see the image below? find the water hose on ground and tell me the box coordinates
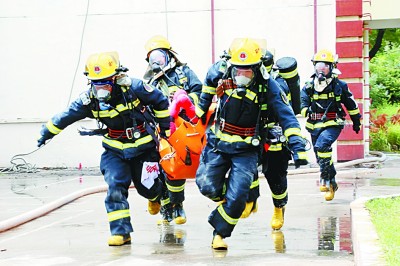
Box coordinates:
[0,152,387,233]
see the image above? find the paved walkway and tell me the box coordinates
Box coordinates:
[0,154,399,265]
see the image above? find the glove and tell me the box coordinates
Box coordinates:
[216,79,236,98]
[169,89,195,120]
[295,159,308,169]
[37,125,55,147]
[352,120,361,134]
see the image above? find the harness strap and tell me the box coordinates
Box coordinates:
[108,124,146,139]
[309,112,336,120]
[220,122,256,137]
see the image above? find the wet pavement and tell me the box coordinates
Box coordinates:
[0,154,399,266]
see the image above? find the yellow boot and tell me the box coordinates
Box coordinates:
[211,234,228,250]
[148,200,161,215]
[240,201,258,218]
[271,206,285,230]
[324,182,338,201]
[271,230,286,253]
[319,178,329,192]
[108,234,131,246]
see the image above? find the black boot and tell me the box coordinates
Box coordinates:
[173,203,186,224]
[158,203,173,225]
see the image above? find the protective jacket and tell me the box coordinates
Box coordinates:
[40,78,171,159]
[148,64,202,105]
[300,75,361,131]
[196,60,306,159]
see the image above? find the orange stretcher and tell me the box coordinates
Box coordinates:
[159,103,216,180]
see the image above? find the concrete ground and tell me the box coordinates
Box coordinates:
[0,154,399,266]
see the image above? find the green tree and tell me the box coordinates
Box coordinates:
[370,46,400,105]
[369,28,400,59]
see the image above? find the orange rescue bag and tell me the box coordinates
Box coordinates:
[159,103,216,180]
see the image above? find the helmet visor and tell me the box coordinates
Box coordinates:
[231,67,254,87]
[148,49,168,71]
[92,80,113,101]
[314,62,330,76]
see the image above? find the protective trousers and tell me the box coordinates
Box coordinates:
[196,142,258,238]
[100,149,163,235]
[310,127,342,181]
[261,149,291,208]
[165,178,186,204]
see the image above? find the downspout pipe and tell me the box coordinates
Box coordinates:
[314,0,318,53]
[211,0,215,64]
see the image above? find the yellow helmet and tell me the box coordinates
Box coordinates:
[229,38,262,66]
[312,49,336,64]
[145,35,172,54]
[85,52,120,80]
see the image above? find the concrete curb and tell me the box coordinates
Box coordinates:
[350,194,400,266]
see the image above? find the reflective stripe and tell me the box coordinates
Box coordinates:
[272,189,287,200]
[306,120,340,130]
[284,127,302,138]
[297,151,308,160]
[154,109,170,119]
[250,179,259,189]
[260,103,267,111]
[313,92,334,100]
[202,85,216,94]
[149,195,159,202]
[102,135,153,150]
[317,151,332,158]
[225,89,258,102]
[108,209,130,222]
[269,143,282,151]
[166,182,185,193]
[188,92,199,104]
[161,197,170,206]
[92,104,130,118]
[195,105,205,117]
[217,205,239,225]
[279,68,298,79]
[214,129,253,144]
[46,121,62,135]
[301,107,308,117]
[348,109,360,115]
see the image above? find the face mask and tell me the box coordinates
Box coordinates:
[148,49,169,72]
[314,62,331,83]
[92,81,113,109]
[231,67,254,87]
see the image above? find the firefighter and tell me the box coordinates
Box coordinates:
[195,38,308,250]
[240,48,308,231]
[300,49,361,201]
[37,52,171,246]
[143,35,202,225]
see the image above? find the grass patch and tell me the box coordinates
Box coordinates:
[365,197,400,266]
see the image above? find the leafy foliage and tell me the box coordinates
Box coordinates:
[369,108,400,152]
[370,46,400,105]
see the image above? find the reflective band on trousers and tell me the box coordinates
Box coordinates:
[108,209,130,222]
[217,205,239,225]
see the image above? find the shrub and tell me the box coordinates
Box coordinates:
[387,126,400,151]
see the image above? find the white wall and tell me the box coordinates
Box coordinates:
[0,0,336,167]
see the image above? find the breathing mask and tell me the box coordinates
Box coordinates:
[91,80,113,110]
[314,62,331,83]
[231,66,254,96]
[148,49,169,73]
